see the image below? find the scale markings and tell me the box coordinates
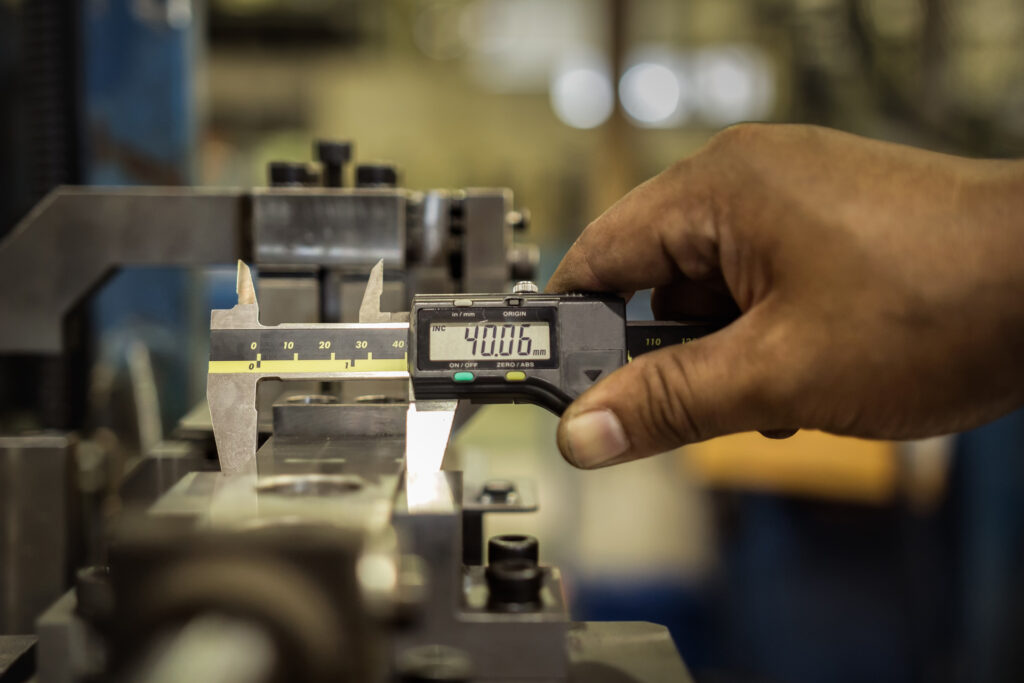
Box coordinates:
[209,327,408,375]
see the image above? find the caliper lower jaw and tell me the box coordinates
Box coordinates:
[207,263,263,475]
[208,373,260,475]
[207,263,257,474]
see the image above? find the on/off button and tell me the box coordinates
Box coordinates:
[504,371,527,382]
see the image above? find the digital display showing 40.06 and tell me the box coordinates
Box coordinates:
[428,322,551,361]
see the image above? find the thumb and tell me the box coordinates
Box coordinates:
[556,311,789,468]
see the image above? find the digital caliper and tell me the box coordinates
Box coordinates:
[409,291,722,414]
[207,262,724,474]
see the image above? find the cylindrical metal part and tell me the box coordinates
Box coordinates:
[485,558,542,611]
[356,163,398,188]
[487,534,539,565]
[267,162,318,187]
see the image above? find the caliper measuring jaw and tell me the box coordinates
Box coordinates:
[361,259,457,474]
[207,261,456,475]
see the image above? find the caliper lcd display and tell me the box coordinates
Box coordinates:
[429,322,551,361]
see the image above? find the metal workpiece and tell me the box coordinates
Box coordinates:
[0,179,534,355]
[392,471,463,638]
[0,434,79,635]
[0,187,245,353]
[391,471,569,681]
[0,634,35,681]
[106,522,391,683]
[99,426,414,683]
[253,271,322,326]
[28,398,690,683]
[460,189,516,293]
[272,394,407,439]
[453,564,569,681]
[156,405,404,533]
[395,644,473,683]
[409,190,452,268]
[117,440,218,507]
[465,563,564,616]
[35,590,83,683]
[566,622,694,683]
[251,188,407,268]
[149,465,399,536]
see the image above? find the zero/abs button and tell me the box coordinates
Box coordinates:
[504,371,527,382]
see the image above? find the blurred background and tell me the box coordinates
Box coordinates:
[2,1,1024,681]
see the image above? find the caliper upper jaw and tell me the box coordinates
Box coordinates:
[362,259,456,473]
[360,260,459,470]
[359,259,410,324]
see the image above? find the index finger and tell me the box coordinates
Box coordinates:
[545,161,722,295]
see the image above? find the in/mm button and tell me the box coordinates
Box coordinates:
[504,371,527,382]
[453,371,475,383]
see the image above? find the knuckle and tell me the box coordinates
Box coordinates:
[705,122,766,153]
[577,216,603,245]
[664,156,695,181]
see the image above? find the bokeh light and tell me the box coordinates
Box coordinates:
[694,46,774,126]
[549,59,614,129]
[619,61,685,127]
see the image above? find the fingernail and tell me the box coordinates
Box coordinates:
[564,409,630,468]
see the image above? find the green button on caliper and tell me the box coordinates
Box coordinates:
[453,371,475,383]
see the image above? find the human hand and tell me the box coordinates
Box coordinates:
[546,124,1024,468]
